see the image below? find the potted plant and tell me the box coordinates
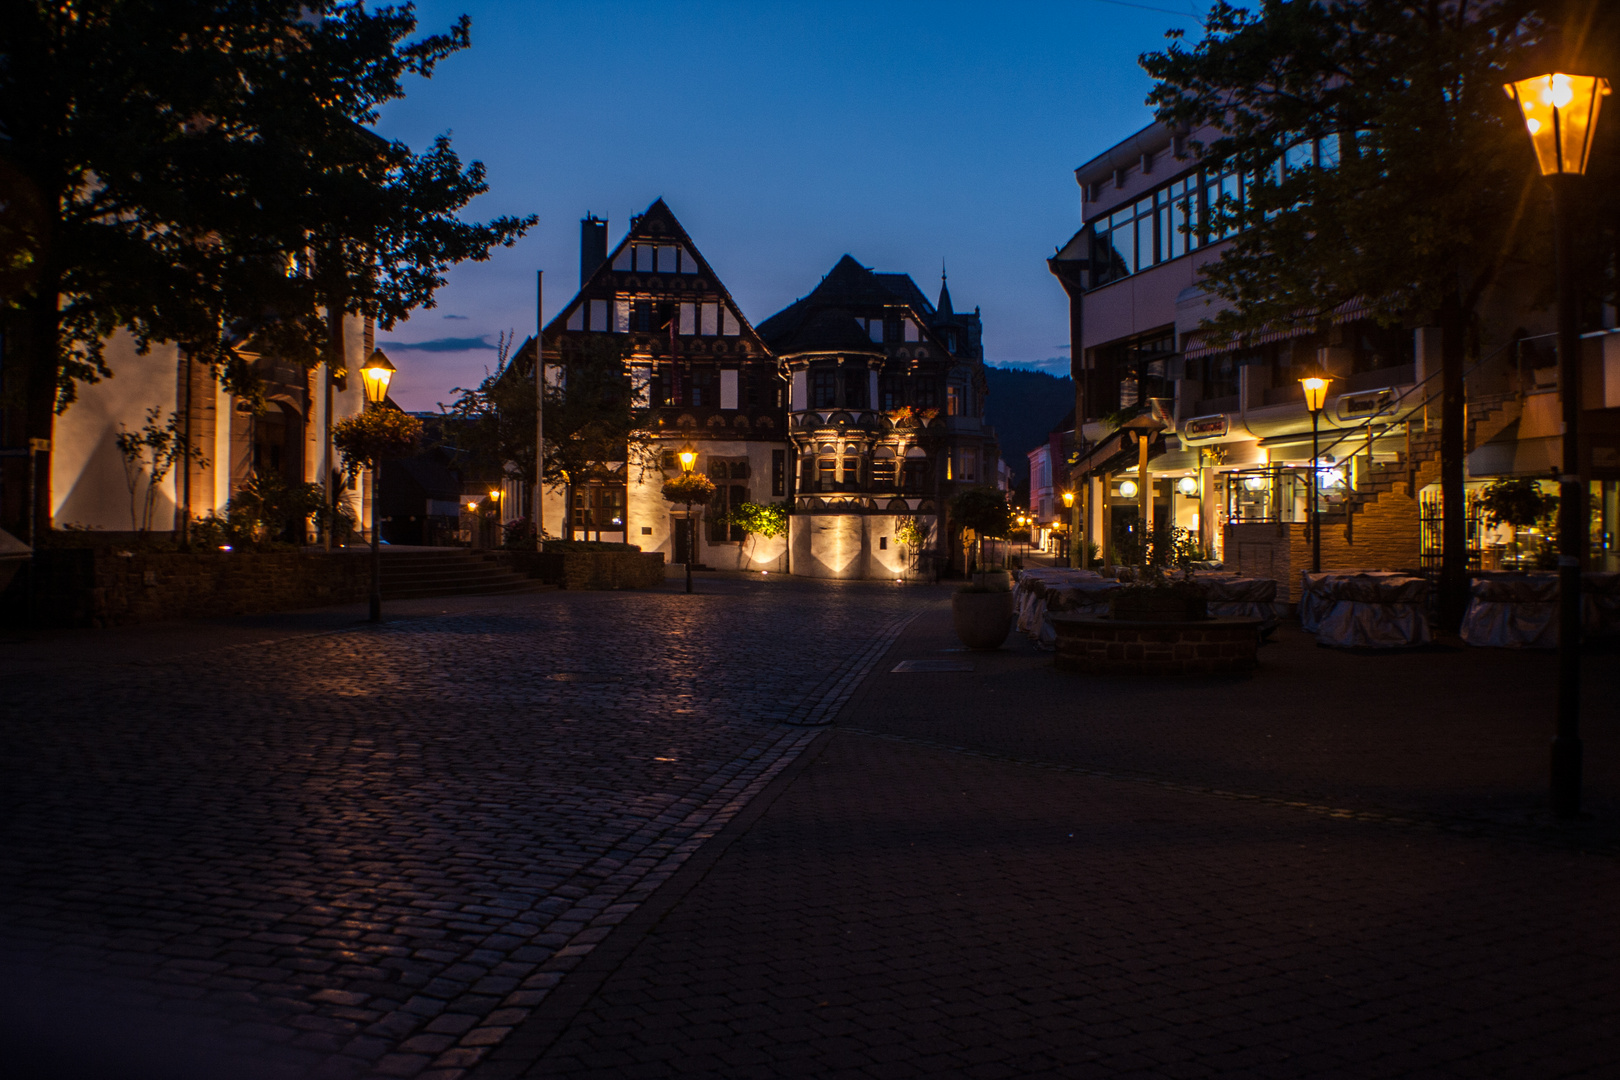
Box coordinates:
[1109,525,1208,621]
[948,487,1016,649]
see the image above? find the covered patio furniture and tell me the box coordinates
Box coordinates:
[1313,573,1432,648]
[1460,571,1620,648]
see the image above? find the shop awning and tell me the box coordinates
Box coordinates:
[1182,297,1374,360]
[1070,429,1168,479]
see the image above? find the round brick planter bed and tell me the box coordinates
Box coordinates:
[1049,613,1262,676]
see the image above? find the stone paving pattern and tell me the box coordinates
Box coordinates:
[0,577,923,1079]
[488,597,1620,1078]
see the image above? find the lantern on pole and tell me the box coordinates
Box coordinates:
[1504,70,1609,819]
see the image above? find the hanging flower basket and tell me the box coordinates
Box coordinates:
[661,473,716,505]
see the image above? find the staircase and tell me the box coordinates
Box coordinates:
[1324,393,1521,529]
[375,549,552,600]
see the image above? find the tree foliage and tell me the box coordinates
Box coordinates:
[661,473,716,506]
[1141,0,1553,342]
[333,407,423,479]
[0,1,533,532]
[948,486,1014,540]
[726,501,788,540]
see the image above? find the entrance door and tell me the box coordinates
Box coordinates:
[672,514,691,564]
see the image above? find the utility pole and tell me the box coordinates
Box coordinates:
[536,270,545,551]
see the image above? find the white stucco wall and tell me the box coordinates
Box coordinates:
[51,333,180,532]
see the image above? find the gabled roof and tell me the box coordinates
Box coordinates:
[530,197,767,368]
[756,255,946,356]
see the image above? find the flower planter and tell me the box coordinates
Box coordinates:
[952,590,1014,650]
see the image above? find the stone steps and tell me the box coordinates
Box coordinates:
[368,550,552,600]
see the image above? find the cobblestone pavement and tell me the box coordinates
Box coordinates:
[0,575,927,1080]
[486,597,1620,1079]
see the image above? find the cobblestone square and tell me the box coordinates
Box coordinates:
[5,580,1618,1078]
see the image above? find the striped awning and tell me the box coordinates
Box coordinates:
[1181,297,1373,360]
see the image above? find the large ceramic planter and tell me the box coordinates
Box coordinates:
[1109,588,1208,622]
[953,590,1014,650]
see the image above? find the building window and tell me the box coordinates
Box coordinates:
[811,369,838,409]
[844,366,868,409]
[842,452,860,489]
[915,379,939,410]
[772,449,786,496]
[946,386,962,416]
[871,455,896,489]
[700,303,719,336]
[818,456,837,492]
[880,375,905,411]
[689,367,716,407]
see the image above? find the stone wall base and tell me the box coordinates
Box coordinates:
[1051,614,1261,676]
[1,549,371,628]
[502,550,666,590]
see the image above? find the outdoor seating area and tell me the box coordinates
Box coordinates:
[1301,571,1433,649]
[1460,571,1620,648]
[1014,566,1281,649]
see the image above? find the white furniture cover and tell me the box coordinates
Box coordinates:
[1313,574,1432,648]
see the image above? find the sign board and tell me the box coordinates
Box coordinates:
[1338,388,1395,421]
[1182,415,1228,440]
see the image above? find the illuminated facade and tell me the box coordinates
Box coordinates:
[757,256,1000,579]
[1050,119,1620,591]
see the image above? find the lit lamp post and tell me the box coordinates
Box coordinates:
[360,350,396,623]
[1299,366,1333,573]
[1504,70,1610,818]
[489,487,502,544]
[678,443,697,595]
[1062,489,1077,567]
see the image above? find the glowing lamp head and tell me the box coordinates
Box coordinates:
[1504,73,1610,176]
[360,350,396,405]
[1118,479,1139,499]
[1061,490,1075,508]
[466,501,479,512]
[489,489,501,501]
[1243,475,1266,492]
[1299,365,1333,414]
[1177,476,1199,496]
[677,443,697,472]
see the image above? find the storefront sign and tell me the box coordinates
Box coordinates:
[1182,415,1228,440]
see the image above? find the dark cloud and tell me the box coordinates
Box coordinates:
[379,336,493,353]
[442,314,469,320]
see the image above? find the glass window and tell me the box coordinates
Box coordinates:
[613,298,630,333]
[811,370,837,408]
[566,306,584,331]
[818,457,837,491]
[904,319,919,342]
[842,454,860,489]
[657,245,680,272]
[946,385,962,416]
[679,302,695,335]
[868,319,884,343]
[612,246,632,271]
[721,308,740,336]
[844,366,867,408]
[681,247,701,273]
[915,379,939,410]
[880,375,904,411]
[700,303,719,336]
[590,298,610,331]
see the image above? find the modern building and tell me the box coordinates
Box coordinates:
[1048,119,1620,594]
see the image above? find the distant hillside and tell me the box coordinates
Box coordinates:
[984,366,1073,481]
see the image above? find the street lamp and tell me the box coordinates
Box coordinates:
[1300,364,1333,574]
[1505,70,1609,819]
[1118,411,1165,567]
[678,443,697,594]
[1062,489,1078,568]
[360,350,395,623]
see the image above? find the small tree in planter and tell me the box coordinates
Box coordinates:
[661,472,715,594]
[1112,525,1207,621]
[1478,478,1558,569]
[894,515,930,580]
[948,486,1013,579]
[726,500,788,571]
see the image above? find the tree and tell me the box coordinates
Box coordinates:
[114,408,210,538]
[1141,0,1563,629]
[949,486,1013,575]
[541,338,658,540]
[0,2,532,538]
[726,501,788,569]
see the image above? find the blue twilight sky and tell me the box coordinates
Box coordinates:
[372,0,1215,411]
